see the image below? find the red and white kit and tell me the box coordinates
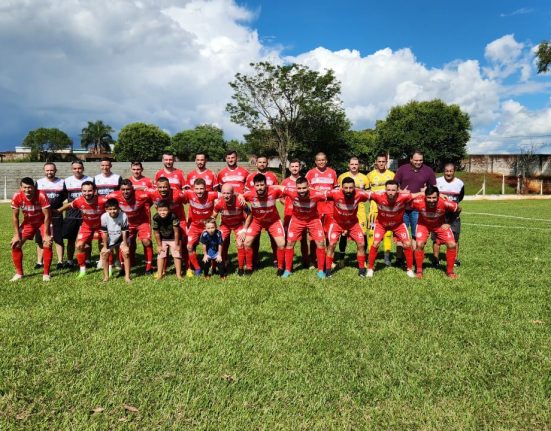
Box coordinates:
[305,167,338,232]
[11,191,51,240]
[71,196,107,243]
[282,188,326,242]
[369,191,414,242]
[214,198,249,240]
[245,171,279,191]
[186,169,216,191]
[154,168,186,190]
[326,190,371,245]
[129,176,153,190]
[217,166,249,194]
[411,197,458,243]
[182,190,219,246]
[145,188,187,233]
[243,187,285,238]
[107,190,152,241]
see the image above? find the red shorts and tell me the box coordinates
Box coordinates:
[77,224,101,244]
[246,218,285,239]
[416,224,454,244]
[19,222,46,242]
[187,222,205,247]
[321,213,334,234]
[373,222,410,243]
[128,222,151,242]
[327,222,365,245]
[179,219,188,235]
[287,217,324,242]
[220,223,246,243]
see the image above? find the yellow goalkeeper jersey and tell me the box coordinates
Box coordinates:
[366,169,395,192]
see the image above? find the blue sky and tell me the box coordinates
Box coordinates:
[0,0,550,153]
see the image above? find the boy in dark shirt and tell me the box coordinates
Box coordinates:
[152,199,182,279]
[200,218,226,279]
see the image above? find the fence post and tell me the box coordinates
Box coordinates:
[3,176,6,200]
[483,176,486,195]
[502,174,505,195]
[541,180,544,195]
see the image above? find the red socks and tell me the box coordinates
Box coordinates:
[285,248,294,272]
[12,248,23,275]
[325,255,333,272]
[368,246,378,270]
[43,247,52,275]
[188,252,201,270]
[404,247,413,270]
[144,245,153,270]
[446,248,457,274]
[357,254,365,269]
[316,248,326,272]
[237,247,245,270]
[245,248,253,270]
[415,249,424,274]
[77,252,87,268]
[276,248,285,270]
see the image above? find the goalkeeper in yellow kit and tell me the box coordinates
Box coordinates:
[336,157,369,262]
[367,152,395,266]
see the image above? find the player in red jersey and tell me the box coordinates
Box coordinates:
[325,177,371,277]
[272,177,327,279]
[154,152,186,190]
[216,149,249,194]
[10,177,52,282]
[212,183,252,275]
[305,152,338,266]
[129,161,153,190]
[281,159,309,268]
[107,179,154,274]
[186,152,216,191]
[58,181,106,278]
[181,178,219,275]
[243,173,286,275]
[411,185,460,279]
[367,180,417,278]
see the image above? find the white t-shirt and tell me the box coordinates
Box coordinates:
[100,212,128,247]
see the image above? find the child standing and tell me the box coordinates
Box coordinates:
[100,198,131,283]
[200,218,226,279]
[152,199,182,279]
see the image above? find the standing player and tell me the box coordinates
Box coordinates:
[10,177,52,282]
[366,152,395,266]
[216,149,249,194]
[35,162,66,270]
[155,152,186,190]
[412,185,460,278]
[129,161,153,190]
[186,152,216,191]
[63,160,92,268]
[243,174,286,275]
[305,152,338,268]
[94,158,122,196]
[212,184,252,275]
[100,198,131,283]
[433,163,464,267]
[200,218,226,279]
[366,180,417,278]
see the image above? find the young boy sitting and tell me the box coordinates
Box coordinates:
[152,199,182,279]
[100,198,131,283]
[200,218,226,279]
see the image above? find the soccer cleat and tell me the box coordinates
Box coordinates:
[316,270,326,279]
[454,260,461,267]
[384,253,392,266]
[366,269,374,278]
[194,269,202,276]
[10,274,23,282]
[34,263,44,270]
[56,262,64,270]
[64,260,75,269]
[144,269,153,276]
[76,271,86,279]
[276,268,284,277]
[245,269,253,276]
[416,272,423,279]
[447,272,459,279]
[42,274,51,282]
[237,268,245,276]
[325,269,333,278]
[358,268,366,277]
[281,270,292,278]
[406,269,415,278]
[186,268,194,278]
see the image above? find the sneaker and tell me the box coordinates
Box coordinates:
[366,269,374,278]
[245,269,253,276]
[454,260,461,267]
[447,272,459,279]
[96,260,103,269]
[34,263,44,270]
[358,268,366,277]
[42,274,50,282]
[384,253,391,266]
[144,269,153,276]
[276,268,284,277]
[325,269,333,278]
[316,270,326,279]
[64,261,75,269]
[416,272,423,279]
[114,260,121,270]
[186,268,194,278]
[237,268,245,276]
[194,269,202,276]
[429,255,440,267]
[281,270,292,278]
[76,271,86,279]
[309,265,316,270]
[406,269,415,278]
[10,274,23,282]
[56,262,64,270]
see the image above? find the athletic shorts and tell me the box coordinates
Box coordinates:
[128,222,152,242]
[245,218,285,239]
[187,222,205,247]
[76,225,101,244]
[35,216,64,245]
[62,217,82,241]
[431,217,461,243]
[373,222,410,243]
[327,222,365,246]
[321,213,334,234]
[220,223,246,245]
[287,217,324,242]
[418,224,455,244]
[19,222,47,243]
[157,240,181,259]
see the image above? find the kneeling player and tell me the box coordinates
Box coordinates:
[412,185,460,279]
[100,199,131,283]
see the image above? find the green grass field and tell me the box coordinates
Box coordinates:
[1,200,550,430]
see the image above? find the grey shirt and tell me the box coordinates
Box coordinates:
[100,212,128,247]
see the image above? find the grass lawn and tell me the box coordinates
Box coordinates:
[0,200,550,430]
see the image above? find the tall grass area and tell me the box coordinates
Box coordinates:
[0,200,550,430]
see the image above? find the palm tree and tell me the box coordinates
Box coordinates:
[80,120,115,154]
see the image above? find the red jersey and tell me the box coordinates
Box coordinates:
[186,169,216,191]
[216,166,249,193]
[71,196,106,229]
[327,189,371,228]
[245,171,279,191]
[214,198,249,228]
[370,191,413,228]
[305,167,338,215]
[107,190,151,226]
[244,187,283,224]
[129,176,153,190]
[182,190,219,223]
[154,168,186,190]
[11,191,50,227]
[411,197,458,230]
[281,176,300,216]
[282,188,326,221]
[145,188,187,222]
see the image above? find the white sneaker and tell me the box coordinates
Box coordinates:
[42,274,51,282]
[96,260,103,269]
[366,269,374,278]
[10,274,23,282]
[406,269,415,278]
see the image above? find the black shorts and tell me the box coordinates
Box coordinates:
[62,216,82,241]
[431,217,461,243]
[35,216,64,245]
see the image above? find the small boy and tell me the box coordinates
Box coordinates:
[200,218,226,279]
[152,199,182,279]
[100,198,131,283]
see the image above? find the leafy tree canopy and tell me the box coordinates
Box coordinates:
[22,127,72,162]
[169,124,227,161]
[114,123,170,162]
[536,41,551,74]
[80,120,114,154]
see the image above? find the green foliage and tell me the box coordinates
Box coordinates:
[114,123,171,162]
[227,62,350,175]
[22,127,72,162]
[339,129,378,171]
[375,99,471,169]
[169,124,227,161]
[80,120,114,154]
[536,41,551,74]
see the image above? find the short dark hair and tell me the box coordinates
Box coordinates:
[81,180,96,189]
[253,173,266,184]
[289,158,301,165]
[256,155,268,161]
[43,162,57,169]
[385,179,398,188]
[443,162,456,170]
[195,152,208,160]
[411,150,424,158]
[156,176,170,184]
[162,152,174,158]
[204,217,217,227]
[375,152,387,160]
[156,199,170,210]
[341,177,355,186]
[100,157,112,164]
[20,177,35,186]
[425,185,440,196]
[71,160,84,167]
[296,176,308,186]
[105,198,119,208]
[194,178,206,187]
[131,161,143,168]
[226,149,237,157]
[121,179,133,187]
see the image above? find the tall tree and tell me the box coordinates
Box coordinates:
[536,41,551,74]
[375,99,471,170]
[114,123,171,162]
[22,127,72,162]
[227,62,349,176]
[80,120,114,154]
[169,124,227,161]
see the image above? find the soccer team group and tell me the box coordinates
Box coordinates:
[9,149,465,283]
